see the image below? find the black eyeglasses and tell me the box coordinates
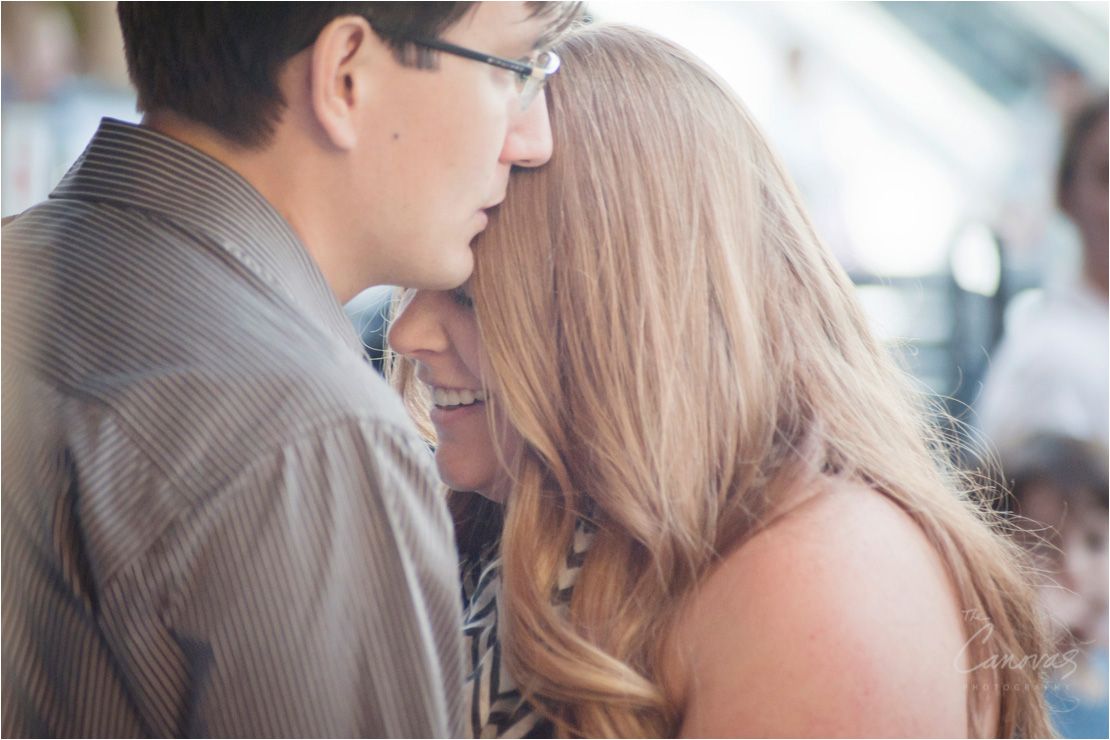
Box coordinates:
[407,36,560,110]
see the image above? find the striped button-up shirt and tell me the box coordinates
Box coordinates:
[1,119,464,737]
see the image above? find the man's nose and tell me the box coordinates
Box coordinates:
[500,91,553,168]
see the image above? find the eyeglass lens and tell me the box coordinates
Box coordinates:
[520,51,559,110]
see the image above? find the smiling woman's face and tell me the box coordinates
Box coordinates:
[388,284,517,502]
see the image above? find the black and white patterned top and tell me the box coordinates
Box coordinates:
[462,519,596,739]
[2,119,464,737]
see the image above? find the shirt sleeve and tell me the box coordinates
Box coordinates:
[100,415,465,738]
[976,311,1108,449]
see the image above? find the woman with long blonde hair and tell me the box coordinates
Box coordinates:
[390,23,1051,738]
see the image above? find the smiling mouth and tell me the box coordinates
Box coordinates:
[432,387,487,410]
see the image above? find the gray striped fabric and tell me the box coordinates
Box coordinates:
[1,118,465,738]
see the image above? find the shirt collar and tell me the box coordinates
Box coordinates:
[51,118,363,357]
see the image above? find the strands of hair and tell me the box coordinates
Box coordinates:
[396,21,1052,739]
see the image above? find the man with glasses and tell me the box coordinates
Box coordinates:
[1,3,579,737]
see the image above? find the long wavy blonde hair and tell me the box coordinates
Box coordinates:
[394,22,1050,738]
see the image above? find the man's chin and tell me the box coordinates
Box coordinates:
[422,252,474,291]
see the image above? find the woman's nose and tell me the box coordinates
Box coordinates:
[387,290,449,359]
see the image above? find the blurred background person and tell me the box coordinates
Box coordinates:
[2,2,135,216]
[976,94,1109,451]
[998,434,1109,739]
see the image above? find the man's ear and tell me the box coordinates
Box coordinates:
[309,15,380,151]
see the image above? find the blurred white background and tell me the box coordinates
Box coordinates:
[588,1,1108,411]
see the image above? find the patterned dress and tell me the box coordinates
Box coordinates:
[460,520,596,739]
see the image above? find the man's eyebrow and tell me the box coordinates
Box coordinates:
[502,30,550,60]
[533,23,570,52]
[532,28,556,52]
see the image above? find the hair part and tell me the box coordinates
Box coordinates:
[117,1,582,148]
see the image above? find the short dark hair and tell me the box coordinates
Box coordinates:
[117,2,581,148]
[1056,92,1109,214]
[998,433,1109,515]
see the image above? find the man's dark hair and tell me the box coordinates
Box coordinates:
[117,2,581,148]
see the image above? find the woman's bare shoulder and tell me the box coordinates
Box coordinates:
[669,479,972,738]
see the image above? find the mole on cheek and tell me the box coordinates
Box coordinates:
[393,132,400,140]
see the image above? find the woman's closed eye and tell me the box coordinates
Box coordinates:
[451,286,474,310]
